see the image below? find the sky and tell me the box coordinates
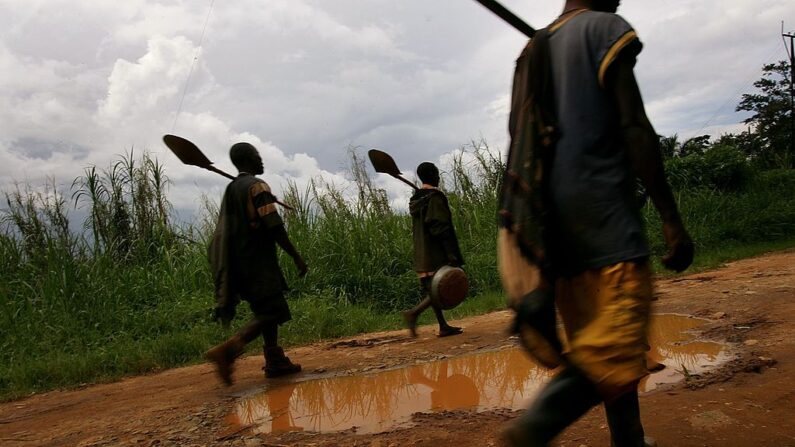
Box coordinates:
[1,0,793,219]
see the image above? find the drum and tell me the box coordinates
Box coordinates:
[430,265,468,310]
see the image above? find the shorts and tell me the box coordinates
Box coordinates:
[556,261,653,398]
[244,292,292,326]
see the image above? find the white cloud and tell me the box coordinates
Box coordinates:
[97,35,200,125]
[0,0,793,221]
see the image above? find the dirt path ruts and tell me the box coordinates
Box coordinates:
[1,251,794,447]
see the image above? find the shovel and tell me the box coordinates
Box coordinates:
[368,149,419,191]
[163,134,294,210]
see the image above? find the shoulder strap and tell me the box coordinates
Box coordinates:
[528,28,556,131]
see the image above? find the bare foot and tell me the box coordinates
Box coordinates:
[402,311,418,338]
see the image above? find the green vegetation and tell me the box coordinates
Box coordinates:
[2,141,794,402]
[1,59,793,401]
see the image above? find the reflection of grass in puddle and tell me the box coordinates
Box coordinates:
[236,352,552,434]
[642,315,729,392]
[234,314,728,434]
[296,370,420,431]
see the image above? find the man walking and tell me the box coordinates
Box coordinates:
[205,142,308,385]
[402,162,465,338]
[501,1,694,446]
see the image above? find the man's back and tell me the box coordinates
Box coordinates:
[546,9,648,274]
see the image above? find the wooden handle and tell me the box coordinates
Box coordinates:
[394,174,420,191]
[275,199,295,211]
[473,0,536,38]
[205,164,236,180]
[205,165,295,211]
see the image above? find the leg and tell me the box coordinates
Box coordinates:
[263,322,302,378]
[431,304,462,337]
[205,315,267,386]
[402,296,431,337]
[501,367,601,446]
[238,316,268,343]
[240,294,300,378]
[263,322,278,348]
[403,277,435,337]
[607,387,655,447]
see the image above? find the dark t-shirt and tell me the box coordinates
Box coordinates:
[546,10,649,274]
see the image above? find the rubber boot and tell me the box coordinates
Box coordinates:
[499,367,601,446]
[607,389,657,447]
[264,346,302,378]
[204,335,245,386]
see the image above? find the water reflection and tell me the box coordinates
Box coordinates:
[231,314,729,435]
[642,314,728,391]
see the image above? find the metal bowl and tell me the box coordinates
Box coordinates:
[430,265,469,310]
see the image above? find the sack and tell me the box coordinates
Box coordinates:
[498,28,563,369]
[498,27,556,308]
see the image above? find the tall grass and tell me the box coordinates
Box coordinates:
[643,169,795,262]
[1,142,795,400]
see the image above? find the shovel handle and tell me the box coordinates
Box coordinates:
[473,0,536,38]
[394,174,420,191]
[204,165,295,211]
[205,164,236,180]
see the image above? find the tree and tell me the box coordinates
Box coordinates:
[736,60,793,167]
[656,134,711,159]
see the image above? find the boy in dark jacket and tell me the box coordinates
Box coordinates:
[402,162,465,338]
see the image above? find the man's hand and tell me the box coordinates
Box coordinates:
[294,255,309,277]
[661,221,694,272]
[213,305,235,328]
[271,224,307,277]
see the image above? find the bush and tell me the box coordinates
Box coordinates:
[665,144,751,191]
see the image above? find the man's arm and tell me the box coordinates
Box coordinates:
[606,54,694,272]
[250,182,308,277]
[270,223,308,277]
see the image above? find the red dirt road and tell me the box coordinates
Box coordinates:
[1,251,794,447]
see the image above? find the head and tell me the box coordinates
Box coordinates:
[229,142,264,175]
[565,0,620,13]
[593,0,620,12]
[416,162,440,187]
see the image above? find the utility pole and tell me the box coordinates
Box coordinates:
[784,28,795,157]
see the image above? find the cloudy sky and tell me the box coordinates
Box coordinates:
[1,0,793,218]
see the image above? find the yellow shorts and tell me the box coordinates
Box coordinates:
[556,261,653,399]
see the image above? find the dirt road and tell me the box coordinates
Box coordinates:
[2,251,794,447]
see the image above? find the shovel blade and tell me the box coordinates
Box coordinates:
[368,149,403,177]
[163,134,214,168]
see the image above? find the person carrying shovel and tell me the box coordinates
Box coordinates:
[204,142,308,385]
[494,0,694,445]
[402,162,465,338]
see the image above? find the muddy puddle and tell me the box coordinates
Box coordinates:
[227,314,731,435]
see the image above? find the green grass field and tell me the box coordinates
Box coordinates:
[1,147,794,402]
